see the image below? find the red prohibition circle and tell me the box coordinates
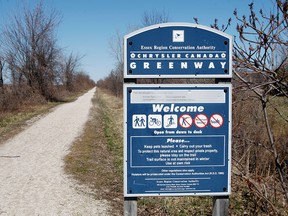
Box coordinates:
[210,114,224,128]
[178,114,193,128]
[194,114,208,128]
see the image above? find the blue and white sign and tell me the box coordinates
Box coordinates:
[124,23,233,78]
[124,84,232,197]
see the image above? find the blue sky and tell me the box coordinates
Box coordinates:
[0,0,275,81]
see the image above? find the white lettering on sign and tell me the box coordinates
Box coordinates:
[194,62,203,69]
[152,104,204,113]
[166,138,188,144]
[130,61,226,70]
[220,62,226,68]
[139,45,218,51]
[208,62,215,69]
[141,45,153,50]
[181,62,187,69]
[143,62,149,69]
[130,52,225,59]
[130,62,136,69]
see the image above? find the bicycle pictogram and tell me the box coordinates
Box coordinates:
[148,115,162,128]
[149,117,161,126]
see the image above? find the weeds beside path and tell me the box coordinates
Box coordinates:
[0,103,59,144]
[0,88,109,215]
[0,91,85,144]
[65,88,288,215]
[64,88,123,215]
[64,88,215,215]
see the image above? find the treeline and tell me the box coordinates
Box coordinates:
[96,63,123,98]
[97,2,288,214]
[0,2,95,112]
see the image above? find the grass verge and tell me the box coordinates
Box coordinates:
[64,88,215,215]
[64,88,123,215]
[64,88,288,215]
[0,91,85,144]
[0,103,59,143]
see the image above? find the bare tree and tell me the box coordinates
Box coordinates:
[1,2,61,100]
[108,62,123,97]
[140,10,170,84]
[109,9,170,69]
[142,10,169,27]
[109,30,124,68]
[104,9,171,96]
[62,53,81,92]
[233,0,288,208]
[0,56,4,90]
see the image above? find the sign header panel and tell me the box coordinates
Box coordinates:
[124,23,233,78]
[124,84,232,197]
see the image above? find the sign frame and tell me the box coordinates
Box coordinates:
[123,83,232,197]
[124,22,233,79]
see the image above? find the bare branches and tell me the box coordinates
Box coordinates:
[109,30,124,66]
[0,2,62,100]
[141,10,169,27]
[210,18,232,32]
[62,53,82,92]
[233,0,288,205]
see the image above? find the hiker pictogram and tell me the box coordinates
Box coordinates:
[133,114,146,129]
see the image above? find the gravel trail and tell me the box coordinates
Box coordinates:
[0,88,109,216]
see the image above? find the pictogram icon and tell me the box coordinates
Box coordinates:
[194,114,208,128]
[210,114,223,128]
[179,114,193,128]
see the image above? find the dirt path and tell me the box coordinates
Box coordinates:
[0,88,109,215]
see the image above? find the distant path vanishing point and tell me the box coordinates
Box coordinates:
[0,87,109,216]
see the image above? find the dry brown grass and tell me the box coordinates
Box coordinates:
[0,88,84,144]
[64,88,123,215]
[64,88,288,215]
[64,88,216,215]
[0,103,58,144]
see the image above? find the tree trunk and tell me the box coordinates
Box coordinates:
[0,60,4,90]
[262,97,288,202]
